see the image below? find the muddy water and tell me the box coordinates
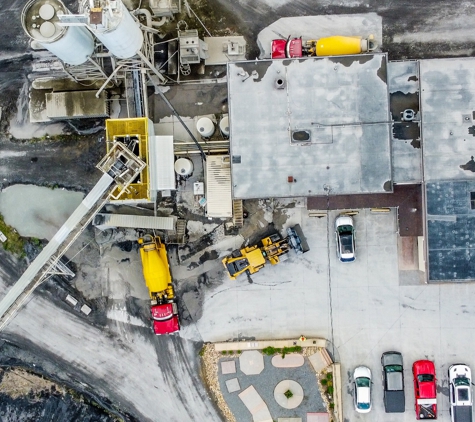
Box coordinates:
[0,185,84,240]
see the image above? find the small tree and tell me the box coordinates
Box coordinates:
[284,390,293,399]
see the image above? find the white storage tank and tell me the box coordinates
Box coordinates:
[219,115,229,138]
[174,158,194,177]
[21,0,94,65]
[196,117,215,138]
[83,0,143,59]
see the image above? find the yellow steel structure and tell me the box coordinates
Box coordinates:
[138,235,174,301]
[105,117,151,201]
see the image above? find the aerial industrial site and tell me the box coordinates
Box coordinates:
[1,1,475,421]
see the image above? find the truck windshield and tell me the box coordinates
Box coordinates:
[454,377,470,386]
[385,365,403,373]
[356,377,370,387]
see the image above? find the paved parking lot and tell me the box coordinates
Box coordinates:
[194,205,475,421]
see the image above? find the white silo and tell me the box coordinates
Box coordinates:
[83,0,143,59]
[196,117,215,139]
[21,0,94,66]
[174,158,194,177]
[219,115,229,138]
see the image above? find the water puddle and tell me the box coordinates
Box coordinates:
[0,185,83,240]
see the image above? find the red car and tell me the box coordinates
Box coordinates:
[413,360,437,419]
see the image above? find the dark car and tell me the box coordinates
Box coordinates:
[382,351,405,413]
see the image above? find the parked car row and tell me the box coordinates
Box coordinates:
[353,351,473,421]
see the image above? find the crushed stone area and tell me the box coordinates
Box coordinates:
[0,367,118,422]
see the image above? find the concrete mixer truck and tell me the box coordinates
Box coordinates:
[271,35,377,59]
[138,234,179,335]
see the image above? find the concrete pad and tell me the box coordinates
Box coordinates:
[398,236,418,270]
[239,350,265,375]
[274,380,304,409]
[238,385,273,422]
[225,377,240,393]
[272,354,304,368]
[306,413,329,422]
[204,36,246,65]
[221,360,236,375]
[308,352,328,373]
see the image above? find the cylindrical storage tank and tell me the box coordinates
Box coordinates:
[315,36,363,57]
[196,117,215,139]
[174,158,194,177]
[21,0,94,65]
[85,0,143,59]
[219,115,229,138]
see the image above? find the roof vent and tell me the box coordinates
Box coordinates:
[275,77,286,89]
[292,130,311,143]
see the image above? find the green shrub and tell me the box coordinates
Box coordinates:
[221,351,227,355]
[329,402,335,409]
[0,214,25,256]
[262,346,279,355]
[284,390,293,399]
[326,372,333,380]
[237,350,242,354]
[320,378,328,386]
[199,347,205,357]
[326,386,334,396]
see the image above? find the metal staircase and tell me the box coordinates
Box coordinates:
[232,200,244,228]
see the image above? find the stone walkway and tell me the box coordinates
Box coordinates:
[217,352,325,421]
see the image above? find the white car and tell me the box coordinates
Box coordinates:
[448,364,472,422]
[335,215,356,262]
[354,366,372,413]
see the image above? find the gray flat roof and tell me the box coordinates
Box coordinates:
[420,57,475,182]
[387,60,422,184]
[228,53,392,199]
[426,180,475,282]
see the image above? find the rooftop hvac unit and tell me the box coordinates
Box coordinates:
[149,0,179,17]
[178,29,208,65]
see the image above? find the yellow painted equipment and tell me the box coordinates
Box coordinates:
[222,245,266,281]
[308,35,375,56]
[261,233,291,265]
[138,234,174,301]
[105,117,151,202]
[222,225,309,281]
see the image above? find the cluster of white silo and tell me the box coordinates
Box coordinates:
[21,0,143,65]
[195,114,230,139]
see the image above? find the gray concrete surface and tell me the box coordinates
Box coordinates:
[182,206,475,421]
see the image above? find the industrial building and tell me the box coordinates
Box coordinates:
[227,53,475,283]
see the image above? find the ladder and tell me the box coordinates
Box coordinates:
[232,200,244,227]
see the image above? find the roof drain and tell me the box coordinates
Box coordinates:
[275,77,286,89]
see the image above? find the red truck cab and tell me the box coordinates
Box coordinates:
[413,360,437,419]
[271,38,303,59]
[151,303,180,335]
